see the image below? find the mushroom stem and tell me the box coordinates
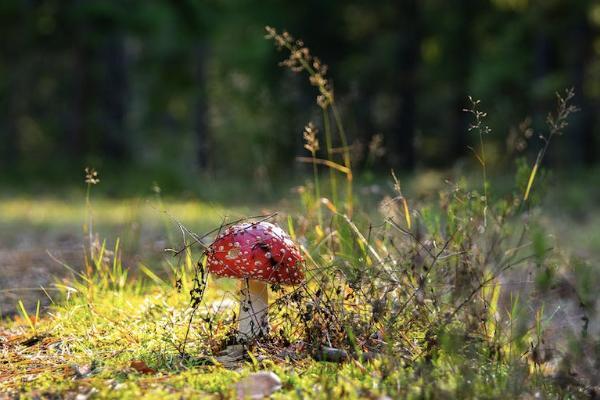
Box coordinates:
[238,279,269,340]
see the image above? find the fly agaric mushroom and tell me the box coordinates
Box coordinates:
[206,221,304,340]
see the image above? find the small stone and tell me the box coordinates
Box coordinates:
[314,346,348,363]
[235,371,282,399]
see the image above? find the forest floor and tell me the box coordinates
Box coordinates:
[1,169,599,399]
[1,270,368,399]
[0,195,390,399]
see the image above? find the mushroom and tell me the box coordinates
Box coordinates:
[206,221,304,340]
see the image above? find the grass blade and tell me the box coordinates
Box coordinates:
[523,162,539,201]
[17,300,36,335]
[401,197,412,230]
[139,263,165,285]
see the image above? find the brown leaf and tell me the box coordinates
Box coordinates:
[129,360,156,375]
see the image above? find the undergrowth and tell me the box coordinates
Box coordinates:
[1,28,598,399]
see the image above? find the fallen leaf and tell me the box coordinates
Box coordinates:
[236,371,282,399]
[130,360,156,375]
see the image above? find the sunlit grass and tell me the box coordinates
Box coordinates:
[0,259,409,399]
[0,197,247,228]
[1,178,598,397]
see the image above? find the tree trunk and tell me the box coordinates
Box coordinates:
[66,41,88,159]
[195,42,210,170]
[388,0,420,170]
[1,75,18,169]
[449,1,475,161]
[533,28,553,120]
[570,9,595,166]
[100,34,129,161]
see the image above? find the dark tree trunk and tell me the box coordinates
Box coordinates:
[570,10,595,166]
[0,76,18,168]
[99,34,129,161]
[66,41,88,159]
[533,29,554,121]
[195,42,210,170]
[353,87,377,170]
[0,5,25,170]
[449,1,475,161]
[388,0,420,170]
[532,26,556,163]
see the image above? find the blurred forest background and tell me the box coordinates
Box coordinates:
[1,0,599,194]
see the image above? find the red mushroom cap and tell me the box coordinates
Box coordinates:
[206,221,304,285]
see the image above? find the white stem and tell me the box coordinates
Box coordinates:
[238,279,269,341]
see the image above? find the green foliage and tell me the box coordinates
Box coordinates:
[1,0,599,187]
